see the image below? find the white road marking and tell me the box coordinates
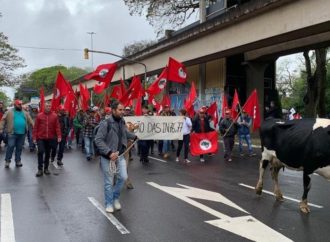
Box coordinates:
[148,156,167,163]
[238,183,323,208]
[148,182,292,242]
[1,193,16,242]
[88,197,130,235]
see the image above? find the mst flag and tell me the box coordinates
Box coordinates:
[206,102,219,128]
[147,67,168,95]
[120,76,144,106]
[190,131,218,156]
[167,57,187,83]
[242,89,261,131]
[84,63,117,82]
[79,83,90,111]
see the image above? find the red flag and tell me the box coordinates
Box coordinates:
[161,94,171,107]
[148,94,161,112]
[167,57,187,83]
[206,102,219,128]
[84,63,117,82]
[221,93,229,118]
[103,94,110,108]
[93,82,107,94]
[184,82,197,110]
[190,131,218,156]
[134,97,142,116]
[120,79,126,98]
[51,71,69,111]
[39,86,45,113]
[231,89,240,120]
[120,76,144,106]
[242,89,261,131]
[110,85,122,100]
[55,71,69,97]
[79,84,90,111]
[147,67,168,95]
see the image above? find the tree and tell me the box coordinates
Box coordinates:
[123,40,157,57]
[303,48,327,118]
[0,13,25,86]
[123,0,217,36]
[0,90,11,106]
[16,66,88,103]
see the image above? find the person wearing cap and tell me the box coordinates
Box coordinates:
[192,107,214,162]
[0,99,34,168]
[54,105,70,166]
[33,101,61,176]
[237,110,255,157]
[83,108,99,161]
[219,110,238,162]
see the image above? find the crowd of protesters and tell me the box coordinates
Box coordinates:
[0,98,262,213]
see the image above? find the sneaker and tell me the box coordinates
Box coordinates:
[185,159,191,164]
[57,160,63,166]
[5,162,10,168]
[15,162,23,167]
[114,199,121,210]
[86,156,91,161]
[228,158,232,162]
[44,169,51,175]
[105,205,114,213]
[126,181,134,190]
[163,153,169,159]
[36,170,43,177]
[175,157,179,162]
[249,153,256,157]
[200,158,205,163]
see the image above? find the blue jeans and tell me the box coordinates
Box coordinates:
[239,134,253,154]
[100,155,127,208]
[5,133,26,163]
[84,137,94,158]
[162,140,170,154]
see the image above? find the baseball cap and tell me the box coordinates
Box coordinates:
[125,106,131,110]
[14,99,22,105]
[225,110,231,114]
[105,107,111,113]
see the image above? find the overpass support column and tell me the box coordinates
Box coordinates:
[199,63,206,105]
[245,61,269,119]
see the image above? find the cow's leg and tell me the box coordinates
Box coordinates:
[300,172,311,213]
[255,159,269,195]
[271,165,284,201]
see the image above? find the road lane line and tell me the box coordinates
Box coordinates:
[238,183,323,208]
[1,193,16,242]
[148,156,167,163]
[88,197,130,234]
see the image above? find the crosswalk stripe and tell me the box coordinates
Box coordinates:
[238,183,323,208]
[1,193,16,242]
[88,197,130,234]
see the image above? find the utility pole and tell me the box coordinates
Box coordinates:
[87,32,96,69]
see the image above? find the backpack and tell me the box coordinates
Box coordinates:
[93,119,112,156]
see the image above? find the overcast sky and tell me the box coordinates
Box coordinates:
[1,0,157,75]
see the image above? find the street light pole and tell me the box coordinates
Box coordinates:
[84,48,148,92]
[86,32,96,69]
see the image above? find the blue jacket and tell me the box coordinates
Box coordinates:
[237,115,251,135]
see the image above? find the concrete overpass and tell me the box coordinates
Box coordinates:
[50,0,330,115]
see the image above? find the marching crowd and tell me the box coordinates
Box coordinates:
[0,98,258,213]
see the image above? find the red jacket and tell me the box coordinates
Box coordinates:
[33,111,61,140]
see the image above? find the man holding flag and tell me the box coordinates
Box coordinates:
[219,110,238,162]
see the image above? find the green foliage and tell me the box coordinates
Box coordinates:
[0,90,11,106]
[16,65,88,103]
[280,62,330,116]
[0,32,25,86]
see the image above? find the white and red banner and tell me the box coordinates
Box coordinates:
[124,116,184,140]
[190,131,218,156]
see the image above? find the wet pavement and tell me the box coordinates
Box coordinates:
[0,142,330,242]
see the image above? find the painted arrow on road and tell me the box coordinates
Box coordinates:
[147,182,292,242]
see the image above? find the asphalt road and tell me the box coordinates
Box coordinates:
[0,142,330,242]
